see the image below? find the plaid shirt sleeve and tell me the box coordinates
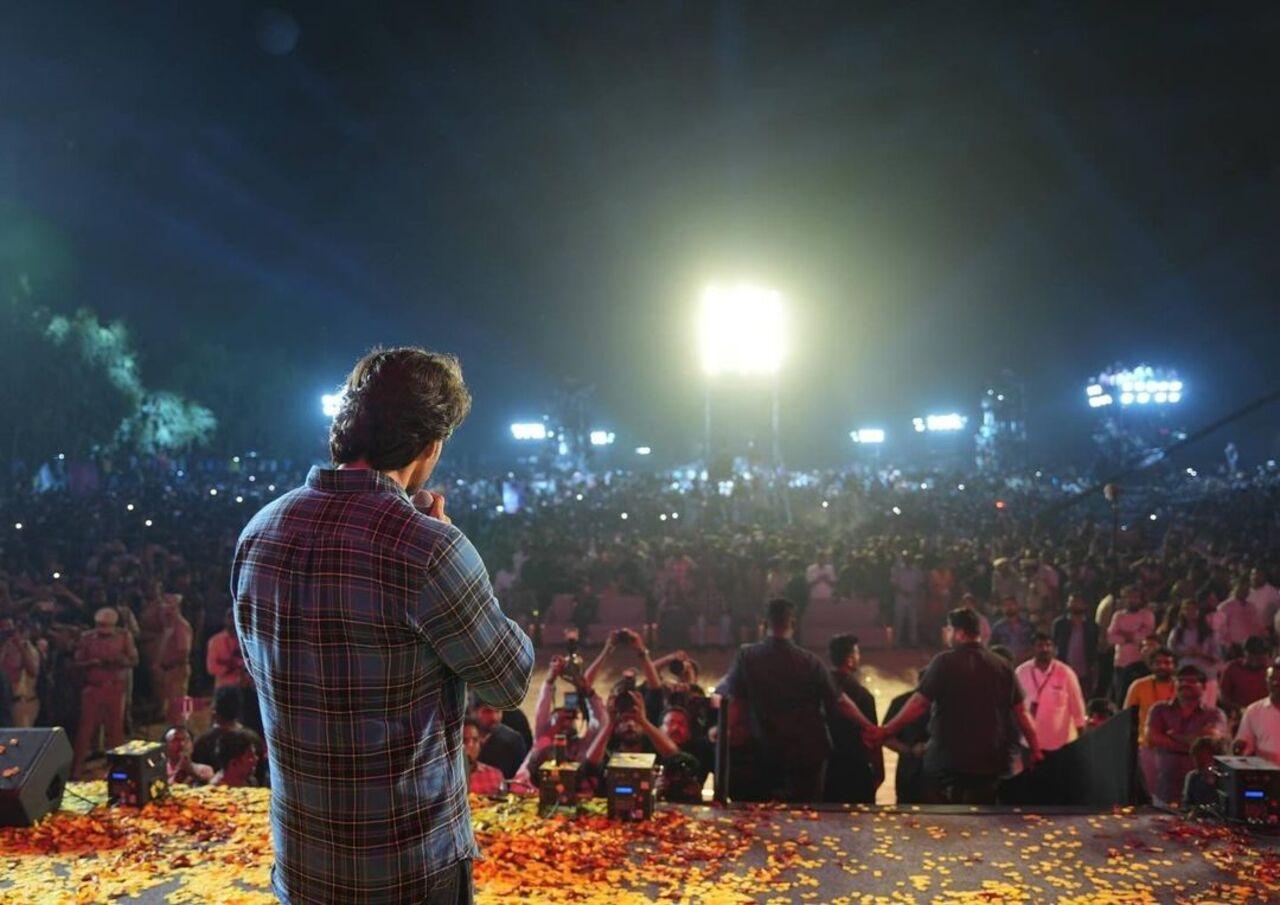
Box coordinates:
[412,529,534,711]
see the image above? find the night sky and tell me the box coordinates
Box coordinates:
[4,2,1279,466]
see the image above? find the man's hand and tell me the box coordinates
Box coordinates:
[863,725,887,748]
[547,654,565,681]
[411,489,451,525]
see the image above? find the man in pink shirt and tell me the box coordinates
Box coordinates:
[206,608,252,689]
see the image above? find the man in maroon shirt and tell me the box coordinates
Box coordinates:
[1220,636,1272,712]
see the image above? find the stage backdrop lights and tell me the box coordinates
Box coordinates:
[321,393,342,417]
[697,284,785,376]
[589,429,615,446]
[1085,366,1183,408]
[850,428,886,444]
[913,413,968,432]
[510,422,548,441]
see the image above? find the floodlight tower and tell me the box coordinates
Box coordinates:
[697,284,787,469]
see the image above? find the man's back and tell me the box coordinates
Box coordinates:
[919,642,1021,777]
[232,466,533,904]
[720,636,838,766]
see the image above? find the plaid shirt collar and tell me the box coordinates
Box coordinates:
[306,465,409,499]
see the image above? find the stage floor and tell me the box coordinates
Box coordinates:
[2,786,1278,903]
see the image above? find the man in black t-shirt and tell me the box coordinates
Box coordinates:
[717,598,876,802]
[875,607,1043,804]
[824,633,883,803]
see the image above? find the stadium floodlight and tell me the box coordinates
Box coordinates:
[510,422,548,441]
[1088,365,1185,408]
[1086,384,1103,397]
[635,446,652,455]
[321,393,342,417]
[915,413,968,432]
[589,429,615,446]
[851,428,886,444]
[697,283,785,376]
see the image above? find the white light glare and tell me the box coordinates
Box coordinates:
[671,512,680,519]
[321,394,342,417]
[1136,392,1151,404]
[891,506,902,515]
[235,495,244,503]
[912,418,926,433]
[14,522,22,530]
[918,413,968,432]
[620,512,628,520]
[698,284,785,376]
[1149,513,1158,521]
[1086,384,1103,397]
[589,430,615,446]
[659,513,668,521]
[144,519,153,527]
[126,503,135,511]
[851,428,886,444]
[1185,467,1198,477]
[1120,392,1135,405]
[209,488,218,496]
[822,500,830,509]
[635,446,652,456]
[1088,394,1114,408]
[510,422,548,441]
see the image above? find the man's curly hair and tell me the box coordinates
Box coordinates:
[329,347,472,470]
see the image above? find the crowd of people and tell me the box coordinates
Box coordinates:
[2,452,1280,808]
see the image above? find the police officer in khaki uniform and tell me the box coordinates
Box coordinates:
[73,607,139,777]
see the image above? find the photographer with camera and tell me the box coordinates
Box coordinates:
[513,652,605,787]
[583,681,714,803]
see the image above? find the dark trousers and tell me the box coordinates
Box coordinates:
[927,770,1000,805]
[776,760,828,804]
[425,859,474,905]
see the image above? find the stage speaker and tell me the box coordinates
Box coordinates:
[0,727,73,827]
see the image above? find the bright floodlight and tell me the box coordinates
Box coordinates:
[698,283,785,376]
[635,446,652,455]
[1087,366,1184,408]
[510,422,548,441]
[916,413,968,432]
[321,393,342,417]
[589,430,616,446]
[851,428,885,444]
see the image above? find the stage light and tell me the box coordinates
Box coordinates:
[851,428,886,444]
[57,452,65,460]
[235,495,244,503]
[1090,366,1184,408]
[248,475,256,482]
[1185,468,1197,477]
[589,430,615,446]
[698,283,785,376]
[1149,513,1158,521]
[232,456,240,464]
[995,500,1007,510]
[1167,391,1181,403]
[52,572,60,580]
[209,488,218,496]
[575,493,584,501]
[14,522,22,530]
[268,484,276,492]
[496,505,505,513]
[671,512,680,519]
[321,394,341,417]
[1086,384,1104,397]
[822,500,830,508]
[1154,392,1168,403]
[635,446,652,456]
[126,503,134,511]
[891,506,902,515]
[1120,392,1135,405]
[1136,392,1151,404]
[144,519,153,527]
[510,422,548,441]
[620,512,628,520]
[915,413,967,432]
[659,513,668,521]
[957,483,966,491]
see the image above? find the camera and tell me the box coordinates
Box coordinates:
[614,673,637,714]
[612,628,634,647]
[561,630,584,685]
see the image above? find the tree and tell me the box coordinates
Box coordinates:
[0,276,217,467]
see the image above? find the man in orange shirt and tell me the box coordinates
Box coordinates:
[1125,646,1176,800]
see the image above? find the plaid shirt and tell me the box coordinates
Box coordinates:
[232,467,533,904]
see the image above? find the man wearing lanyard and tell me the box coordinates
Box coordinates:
[1015,632,1087,754]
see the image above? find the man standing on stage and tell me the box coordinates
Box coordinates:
[876,607,1043,804]
[233,347,534,904]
